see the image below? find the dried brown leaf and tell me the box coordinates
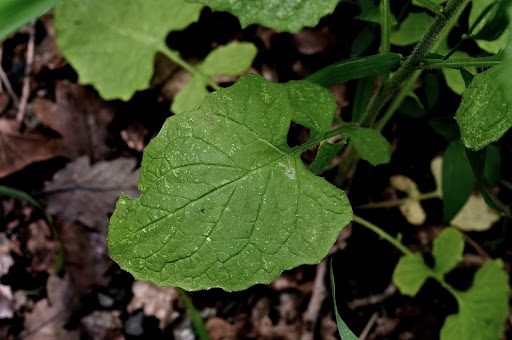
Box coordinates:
[0,118,63,178]
[43,157,140,230]
[33,82,115,161]
[55,220,112,292]
[127,281,180,330]
[26,220,57,274]
[23,275,79,340]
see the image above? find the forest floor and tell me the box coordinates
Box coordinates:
[0,4,511,340]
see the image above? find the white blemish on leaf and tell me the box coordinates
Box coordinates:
[278,157,296,179]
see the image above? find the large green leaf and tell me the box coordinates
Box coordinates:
[455,66,512,151]
[196,0,340,33]
[54,0,203,100]
[108,74,352,291]
[0,0,60,41]
[441,260,509,340]
[171,42,257,114]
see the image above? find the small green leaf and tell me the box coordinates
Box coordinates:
[432,228,464,275]
[330,262,359,340]
[348,127,391,166]
[54,0,203,100]
[198,42,257,75]
[455,66,512,151]
[196,0,340,33]
[309,140,346,175]
[0,0,60,41]
[171,76,209,114]
[108,74,352,291]
[171,42,258,113]
[305,53,401,88]
[392,253,431,296]
[441,260,510,340]
[442,140,474,221]
[390,12,434,46]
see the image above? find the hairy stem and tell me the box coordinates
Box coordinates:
[419,54,503,69]
[359,0,469,127]
[380,0,391,55]
[335,0,469,185]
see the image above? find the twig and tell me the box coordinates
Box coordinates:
[359,312,379,340]
[347,283,397,309]
[303,258,328,327]
[17,22,36,122]
[0,58,19,107]
[463,233,491,259]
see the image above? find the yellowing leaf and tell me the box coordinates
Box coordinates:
[390,175,426,226]
[450,193,501,231]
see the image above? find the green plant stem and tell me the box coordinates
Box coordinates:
[352,215,459,298]
[419,55,502,69]
[335,0,469,185]
[356,190,440,209]
[380,0,391,55]
[353,215,412,256]
[359,0,469,128]
[374,70,421,132]
[159,44,221,91]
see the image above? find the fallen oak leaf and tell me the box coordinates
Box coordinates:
[0,118,63,178]
[33,82,115,161]
[43,157,140,231]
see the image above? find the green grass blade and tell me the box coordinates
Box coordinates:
[306,53,401,88]
[0,185,64,274]
[0,0,61,41]
[178,289,210,340]
[330,261,359,340]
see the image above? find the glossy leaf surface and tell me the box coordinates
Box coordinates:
[196,0,340,33]
[108,74,352,291]
[455,66,512,151]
